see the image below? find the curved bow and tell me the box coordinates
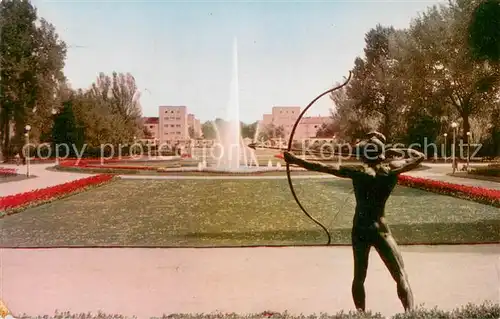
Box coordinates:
[286,71,352,245]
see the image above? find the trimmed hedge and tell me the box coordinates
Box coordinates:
[470,164,500,177]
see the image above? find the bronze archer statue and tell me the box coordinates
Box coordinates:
[283,131,425,312]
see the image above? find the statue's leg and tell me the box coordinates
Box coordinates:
[373,232,414,311]
[351,232,371,312]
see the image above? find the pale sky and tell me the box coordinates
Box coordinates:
[33,0,446,123]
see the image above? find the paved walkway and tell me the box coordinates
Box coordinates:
[1,245,499,318]
[0,163,94,197]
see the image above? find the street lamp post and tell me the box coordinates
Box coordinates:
[25,124,31,177]
[52,108,59,165]
[451,122,458,174]
[466,131,471,172]
[443,133,448,163]
[132,135,137,157]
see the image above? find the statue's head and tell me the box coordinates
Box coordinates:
[356,131,386,164]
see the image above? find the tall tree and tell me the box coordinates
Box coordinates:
[331,25,408,141]
[404,1,500,144]
[0,0,38,157]
[258,124,285,141]
[52,100,83,156]
[315,121,340,138]
[201,121,216,139]
[85,72,143,144]
[30,18,67,143]
[241,121,258,139]
[468,0,500,62]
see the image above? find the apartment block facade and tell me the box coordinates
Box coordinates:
[142,106,203,144]
[142,105,331,145]
[143,117,159,141]
[260,106,332,141]
[159,105,189,143]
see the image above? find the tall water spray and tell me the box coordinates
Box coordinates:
[216,37,246,169]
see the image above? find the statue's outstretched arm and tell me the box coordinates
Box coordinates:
[387,148,425,175]
[283,152,356,178]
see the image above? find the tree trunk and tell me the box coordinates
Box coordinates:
[462,113,471,144]
[2,118,11,159]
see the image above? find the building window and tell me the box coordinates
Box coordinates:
[176,117,181,120]
[171,125,175,127]
[171,111,174,113]
[149,125,153,129]
[176,124,181,127]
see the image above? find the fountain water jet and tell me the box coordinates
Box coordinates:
[213,37,251,171]
[200,38,285,173]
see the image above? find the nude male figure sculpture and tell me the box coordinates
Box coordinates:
[283,131,425,312]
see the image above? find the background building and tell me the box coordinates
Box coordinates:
[143,117,159,142]
[143,106,202,145]
[142,105,331,145]
[259,106,332,141]
[159,105,189,143]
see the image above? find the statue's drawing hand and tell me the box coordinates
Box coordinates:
[283,152,296,164]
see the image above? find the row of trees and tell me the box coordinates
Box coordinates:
[201,119,260,140]
[327,0,499,156]
[0,0,144,159]
[200,120,289,142]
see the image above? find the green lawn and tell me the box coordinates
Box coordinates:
[1,178,499,247]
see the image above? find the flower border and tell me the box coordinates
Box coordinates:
[0,167,18,176]
[0,174,115,217]
[398,175,500,207]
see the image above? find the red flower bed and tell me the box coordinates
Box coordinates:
[274,153,284,160]
[59,158,130,166]
[86,165,158,170]
[0,174,114,213]
[59,160,158,171]
[398,175,500,207]
[0,167,17,176]
[22,158,55,163]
